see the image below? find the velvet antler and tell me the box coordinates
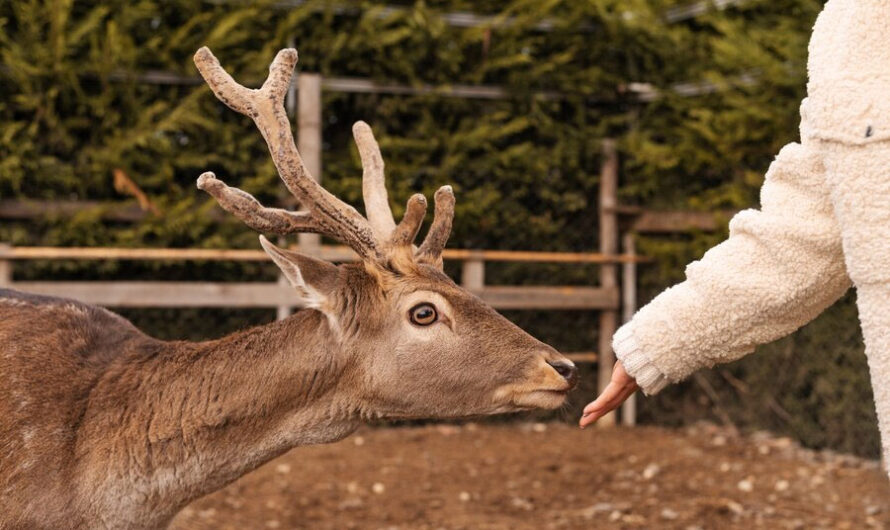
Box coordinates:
[194,47,455,267]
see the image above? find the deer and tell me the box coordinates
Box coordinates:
[0,47,579,530]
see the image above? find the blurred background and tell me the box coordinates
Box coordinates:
[0,0,876,463]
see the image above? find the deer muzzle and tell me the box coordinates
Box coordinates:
[492,350,578,410]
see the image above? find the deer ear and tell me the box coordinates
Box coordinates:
[259,235,339,307]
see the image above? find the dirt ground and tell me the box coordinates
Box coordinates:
[170,422,890,530]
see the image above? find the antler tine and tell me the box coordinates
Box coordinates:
[197,172,319,235]
[416,186,456,265]
[353,121,429,249]
[194,47,381,260]
[193,47,257,115]
[260,49,298,105]
[390,194,427,246]
[353,121,397,239]
[193,46,296,115]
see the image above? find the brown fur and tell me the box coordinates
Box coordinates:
[0,261,576,529]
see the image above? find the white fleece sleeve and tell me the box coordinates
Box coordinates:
[616,141,850,394]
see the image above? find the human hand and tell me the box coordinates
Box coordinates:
[579,361,638,428]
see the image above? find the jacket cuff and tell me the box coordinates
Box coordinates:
[612,322,670,395]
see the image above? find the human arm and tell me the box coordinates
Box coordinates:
[580,140,850,426]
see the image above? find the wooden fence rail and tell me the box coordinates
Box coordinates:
[4,281,618,312]
[0,245,646,264]
[0,245,627,312]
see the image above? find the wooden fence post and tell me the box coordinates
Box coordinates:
[597,139,619,427]
[462,252,485,291]
[621,232,638,426]
[277,70,323,321]
[0,244,11,287]
[297,71,323,256]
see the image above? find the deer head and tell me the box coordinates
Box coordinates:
[193,47,578,419]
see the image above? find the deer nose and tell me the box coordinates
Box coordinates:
[547,360,578,388]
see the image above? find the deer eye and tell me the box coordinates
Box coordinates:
[409,303,438,326]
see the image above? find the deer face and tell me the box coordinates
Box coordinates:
[363,266,578,418]
[194,47,576,420]
[260,239,578,419]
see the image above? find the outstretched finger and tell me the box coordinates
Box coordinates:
[582,381,621,415]
[579,382,625,428]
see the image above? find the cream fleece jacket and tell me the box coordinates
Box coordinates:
[615,0,890,466]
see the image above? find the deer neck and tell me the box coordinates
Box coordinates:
[83,309,360,525]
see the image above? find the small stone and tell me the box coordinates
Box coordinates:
[198,508,217,519]
[774,479,789,492]
[346,481,360,493]
[372,482,385,494]
[510,497,533,511]
[459,491,471,502]
[642,463,661,480]
[609,510,622,522]
[773,437,794,449]
[726,501,744,515]
[437,425,460,435]
[719,462,731,472]
[661,508,679,520]
[865,505,882,516]
[622,514,646,524]
[712,435,727,446]
[353,436,365,446]
[265,521,281,529]
[275,463,291,474]
[580,502,614,519]
[737,478,753,492]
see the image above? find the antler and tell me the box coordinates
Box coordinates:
[352,120,456,264]
[193,47,455,267]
